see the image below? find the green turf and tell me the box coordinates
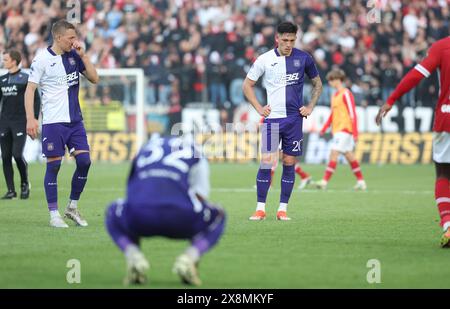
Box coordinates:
[0,161,449,288]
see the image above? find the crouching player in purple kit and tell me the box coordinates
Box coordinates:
[105,135,226,286]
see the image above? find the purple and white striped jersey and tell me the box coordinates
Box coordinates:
[28,47,86,124]
[246,48,319,119]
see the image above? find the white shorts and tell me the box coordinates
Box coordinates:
[330,132,355,153]
[433,132,450,163]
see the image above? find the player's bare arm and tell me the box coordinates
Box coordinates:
[375,103,393,126]
[376,61,430,127]
[242,77,271,117]
[24,81,39,140]
[73,41,99,84]
[300,76,322,117]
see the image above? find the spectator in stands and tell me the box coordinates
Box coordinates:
[1,0,449,112]
[207,50,227,108]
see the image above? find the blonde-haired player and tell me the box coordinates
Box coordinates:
[314,69,366,190]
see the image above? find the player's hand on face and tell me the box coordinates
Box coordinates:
[26,118,39,140]
[375,103,392,126]
[72,41,85,57]
[299,105,313,118]
[260,105,271,117]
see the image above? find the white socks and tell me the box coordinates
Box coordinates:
[50,210,61,219]
[443,221,450,232]
[125,244,141,259]
[185,247,201,263]
[68,200,78,209]
[256,202,288,212]
[256,202,265,212]
[278,203,287,212]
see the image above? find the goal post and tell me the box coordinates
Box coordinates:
[91,68,146,150]
[0,67,146,163]
[78,68,147,162]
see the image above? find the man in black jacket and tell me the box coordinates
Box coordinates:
[0,50,40,199]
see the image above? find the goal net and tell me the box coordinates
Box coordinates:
[0,68,146,163]
[79,68,145,162]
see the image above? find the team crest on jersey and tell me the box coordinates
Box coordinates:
[293,59,301,67]
[69,57,76,66]
[47,143,54,151]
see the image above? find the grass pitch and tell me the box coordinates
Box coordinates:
[0,162,449,288]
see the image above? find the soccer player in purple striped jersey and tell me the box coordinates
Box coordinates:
[105,135,226,285]
[243,22,323,221]
[25,20,99,228]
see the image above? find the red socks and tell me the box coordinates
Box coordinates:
[350,160,364,181]
[324,161,337,182]
[295,164,310,180]
[436,178,450,227]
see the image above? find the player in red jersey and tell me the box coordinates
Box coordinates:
[314,69,366,191]
[376,36,450,247]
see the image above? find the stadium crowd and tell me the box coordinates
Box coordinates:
[1,0,449,113]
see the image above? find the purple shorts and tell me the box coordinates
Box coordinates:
[108,199,224,240]
[41,121,89,157]
[261,116,303,156]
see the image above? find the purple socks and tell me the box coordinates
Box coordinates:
[280,164,295,204]
[70,153,91,201]
[44,160,61,211]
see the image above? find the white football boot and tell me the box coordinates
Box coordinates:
[64,206,88,227]
[298,176,312,190]
[314,179,328,190]
[353,180,367,191]
[173,254,202,286]
[124,246,150,285]
[50,214,69,228]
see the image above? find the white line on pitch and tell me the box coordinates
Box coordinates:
[211,188,433,195]
[30,187,433,195]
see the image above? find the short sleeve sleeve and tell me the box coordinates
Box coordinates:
[246,56,265,82]
[28,57,45,85]
[305,53,319,79]
[72,51,86,74]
